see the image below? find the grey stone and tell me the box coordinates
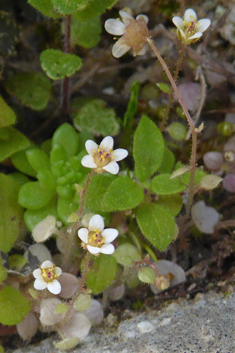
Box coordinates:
[9,291,235,353]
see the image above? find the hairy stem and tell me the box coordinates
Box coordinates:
[61,15,71,119]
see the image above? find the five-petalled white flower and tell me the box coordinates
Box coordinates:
[81,136,128,175]
[105,10,149,58]
[78,214,118,255]
[33,260,62,295]
[172,8,211,45]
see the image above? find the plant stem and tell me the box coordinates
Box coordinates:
[147,37,197,217]
[160,44,186,131]
[61,15,71,120]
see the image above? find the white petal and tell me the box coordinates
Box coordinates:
[137,46,147,56]
[179,28,186,39]
[55,266,62,276]
[172,16,184,29]
[89,214,104,231]
[34,279,47,291]
[87,245,101,254]
[184,8,197,23]
[112,40,130,58]
[33,268,42,279]
[100,244,115,255]
[136,14,149,23]
[188,32,202,40]
[78,228,89,243]
[113,148,128,161]
[101,228,119,243]
[105,19,125,36]
[102,161,119,175]
[32,215,56,243]
[81,155,97,169]
[47,279,61,295]
[41,260,54,269]
[119,10,133,20]
[99,136,114,151]
[27,243,52,263]
[196,18,211,32]
[85,140,98,155]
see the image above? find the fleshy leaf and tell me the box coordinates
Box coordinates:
[73,99,120,136]
[5,72,51,111]
[11,149,37,177]
[18,182,55,210]
[52,0,87,15]
[102,176,144,212]
[69,16,101,48]
[151,173,186,195]
[133,115,164,182]
[0,286,31,325]
[24,197,57,231]
[84,254,118,295]
[40,49,82,80]
[52,123,79,158]
[26,148,50,172]
[136,203,175,251]
[57,194,78,224]
[28,0,61,18]
[138,267,155,284]
[0,96,16,127]
[0,127,30,162]
[74,0,118,21]
[0,174,24,253]
[167,122,187,141]
[113,243,141,267]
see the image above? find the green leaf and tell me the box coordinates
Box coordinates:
[18,181,55,210]
[123,81,140,126]
[156,194,183,217]
[9,172,30,186]
[85,174,115,211]
[40,49,82,80]
[136,203,175,251]
[0,174,24,253]
[0,12,19,56]
[74,0,118,21]
[52,0,88,15]
[158,147,175,174]
[5,72,51,111]
[9,254,27,271]
[0,286,31,325]
[0,127,30,162]
[73,99,120,136]
[156,82,171,93]
[103,176,144,212]
[138,267,155,284]
[113,243,141,267]
[133,115,164,182]
[151,173,186,195]
[52,123,79,158]
[11,149,37,177]
[180,168,207,186]
[0,262,7,284]
[167,122,187,141]
[37,169,56,190]
[69,16,101,48]
[0,96,16,127]
[50,144,67,177]
[28,0,61,18]
[26,148,50,172]
[84,254,118,294]
[57,194,78,224]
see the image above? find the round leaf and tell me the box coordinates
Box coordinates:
[18,181,55,209]
[112,243,141,267]
[69,17,101,49]
[0,127,30,162]
[138,267,155,284]
[85,174,115,211]
[52,0,87,15]
[52,123,79,158]
[151,173,186,195]
[26,148,50,172]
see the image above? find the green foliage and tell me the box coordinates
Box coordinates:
[74,0,119,21]
[0,12,19,56]
[156,82,171,93]
[0,127,30,162]
[73,99,120,136]
[0,262,7,284]
[180,168,207,186]
[138,267,155,284]
[0,174,24,253]
[123,81,140,126]
[11,149,38,177]
[18,181,56,209]
[113,243,141,267]
[156,194,183,217]
[137,203,176,251]
[5,72,51,111]
[158,147,175,174]
[133,115,165,182]
[84,254,118,294]
[0,286,31,325]
[85,174,115,211]
[52,0,88,15]
[151,173,186,195]
[217,122,234,136]
[167,122,187,141]
[28,0,61,18]
[40,49,82,80]
[70,16,101,48]
[0,96,16,127]
[52,123,79,158]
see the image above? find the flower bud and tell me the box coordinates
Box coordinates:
[154,274,170,291]
[203,151,223,171]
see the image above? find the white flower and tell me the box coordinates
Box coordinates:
[172,8,211,45]
[78,214,118,255]
[81,136,128,175]
[33,260,62,295]
[105,10,149,58]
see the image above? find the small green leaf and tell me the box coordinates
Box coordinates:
[0,174,24,253]
[54,302,69,314]
[69,16,101,48]
[123,81,140,126]
[0,127,30,162]
[73,293,91,311]
[73,99,120,136]
[28,0,61,18]
[103,176,144,212]
[57,194,78,224]
[113,243,141,267]
[11,149,37,177]
[50,144,67,177]
[52,0,87,15]
[151,173,186,195]
[156,194,183,217]
[0,96,16,127]
[156,82,171,93]
[52,123,79,158]
[0,286,31,325]
[158,147,175,174]
[26,148,50,172]
[74,0,118,21]
[199,175,222,190]
[85,174,115,211]
[167,122,187,141]
[9,172,30,186]
[138,267,155,284]
[40,49,82,80]
[37,169,56,190]
[18,181,55,210]
[133,115,164,182]
[84,254,118,295]
[181,168,207,186]
[0,262,7,284]
[136,203,175,251]
[5,72,51,111]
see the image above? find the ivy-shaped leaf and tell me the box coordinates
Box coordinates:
[28,0,61,18]
[74,0,118,21]
[52,0,88,15]
[40,49,82,80]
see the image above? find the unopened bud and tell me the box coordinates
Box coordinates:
[154,274,170,291]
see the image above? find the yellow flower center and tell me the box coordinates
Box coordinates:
[88,229,105,248]
[93,147,114,172]
[224,151,235,163]
[41,265,57,283]
[183,19,197,38]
